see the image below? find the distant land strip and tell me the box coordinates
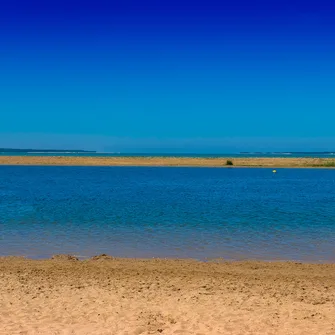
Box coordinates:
[0,148,96,153]
[0,156,335,168]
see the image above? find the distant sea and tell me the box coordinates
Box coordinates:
[0,152,334,158]
[1,166,334,262]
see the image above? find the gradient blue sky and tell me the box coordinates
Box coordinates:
[1,0,334,152]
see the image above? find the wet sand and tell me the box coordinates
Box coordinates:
[0,155,334,167]
[1,256,335,334]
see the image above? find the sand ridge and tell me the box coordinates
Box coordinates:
[0,155,335,168]
[1,256,335,334]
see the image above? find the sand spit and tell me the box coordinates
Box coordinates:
[0,155,335,168]
[1,256,335,334]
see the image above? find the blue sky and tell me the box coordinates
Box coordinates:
[1,0,335,152]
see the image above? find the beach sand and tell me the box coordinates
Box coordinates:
[1,256,334,334]
[0,155,335,168]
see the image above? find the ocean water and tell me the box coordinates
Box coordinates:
[1,152,335,158]
[0,166,334,262]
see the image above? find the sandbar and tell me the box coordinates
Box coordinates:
[0,155,335,167]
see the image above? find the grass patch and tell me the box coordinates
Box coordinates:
[311,160,335,167]
[323,160,335,167]
[226,160,234,166]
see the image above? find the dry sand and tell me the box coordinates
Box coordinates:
[1,256,335,335]
[0,156,335,168]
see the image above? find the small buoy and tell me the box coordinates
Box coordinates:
[273,170,277,173]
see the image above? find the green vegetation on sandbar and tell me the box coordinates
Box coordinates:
[323,160,335,167]
[311,160,335,167]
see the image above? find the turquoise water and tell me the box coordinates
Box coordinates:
[1,152,335,158]
[0,166,334,262]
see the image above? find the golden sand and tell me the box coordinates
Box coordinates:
[0,155,334,167]
[1,256,335,334]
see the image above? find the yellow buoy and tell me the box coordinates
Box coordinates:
[273,170,277,173]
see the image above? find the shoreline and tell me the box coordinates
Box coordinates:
[0,155,335,168]
[2,253,335,265]
[2,254,334,264]
[1,255,335,334]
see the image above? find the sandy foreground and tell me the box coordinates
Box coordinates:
[0,155,335,168]
[1,256,335,335]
